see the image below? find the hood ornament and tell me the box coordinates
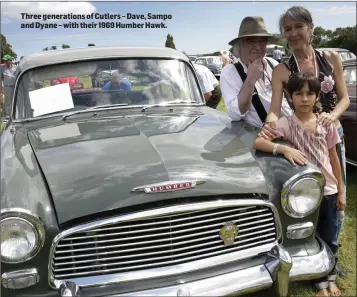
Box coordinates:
[220,222,239,246]
[131,180,205,193]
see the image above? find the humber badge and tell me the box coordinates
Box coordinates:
[220,222,239,246]
[131,180,205,193]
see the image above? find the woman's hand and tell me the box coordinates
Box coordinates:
[258,122,279,140]
[283,147,308,166]
[317,112,337,125]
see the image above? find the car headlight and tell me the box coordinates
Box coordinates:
[281,170,325,218]
[1,209,45,263]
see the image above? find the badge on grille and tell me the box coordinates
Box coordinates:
[131,180,205,193]
[220,222,239,246]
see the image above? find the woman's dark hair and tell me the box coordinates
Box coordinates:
[286,72,322,111]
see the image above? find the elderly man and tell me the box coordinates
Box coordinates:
[220,16,292,128]
[0,55,18,118]
[193,63,222,109]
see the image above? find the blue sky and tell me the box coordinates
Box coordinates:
[2,1,356,58]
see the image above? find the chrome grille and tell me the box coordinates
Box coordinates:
[50,202,278,280]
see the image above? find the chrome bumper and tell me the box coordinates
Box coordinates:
[59,238,334,297]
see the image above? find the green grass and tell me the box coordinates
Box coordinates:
[217,98,357,297]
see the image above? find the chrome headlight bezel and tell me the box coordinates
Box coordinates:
[1,208,45,264]
[281,169,325,219]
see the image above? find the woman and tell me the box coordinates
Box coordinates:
[259,4,350,291]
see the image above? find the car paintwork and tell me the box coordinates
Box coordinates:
[340,58,356,165]
[1,46,325,297]
[1,108,322,297]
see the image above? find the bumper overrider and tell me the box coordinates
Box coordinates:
[58,237,334,297]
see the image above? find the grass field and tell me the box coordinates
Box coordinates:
[217,98,356,297]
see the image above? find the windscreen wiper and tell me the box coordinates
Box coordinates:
[62,103,129,120]
[140,100,203,112]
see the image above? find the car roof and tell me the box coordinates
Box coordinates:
[196,56,220,59]
[17,46,189,73]
[342,57,357,65]
[316,48,350,52]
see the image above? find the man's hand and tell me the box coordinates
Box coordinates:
[282,147,308,166]
[336,192,347,211]
[247,58,265,83]
[258,122,280,140]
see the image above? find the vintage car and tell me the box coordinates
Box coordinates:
[1,46,334,297]
[341,57,356,166]
[194,56,223,77]
[316,48,356,62]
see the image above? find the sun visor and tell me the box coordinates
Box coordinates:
[28,62,98,82]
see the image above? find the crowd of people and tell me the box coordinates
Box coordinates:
[196,6,349,297]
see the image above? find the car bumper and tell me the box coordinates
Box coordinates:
[56,237,333,297]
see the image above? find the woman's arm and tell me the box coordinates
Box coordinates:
[318,51,350,125]
[265,64,286,123]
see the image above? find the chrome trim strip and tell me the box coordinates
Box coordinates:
[346,158,357,167]
[282,168,325,189]
[131,180,206,193]
[106,265,273,297]
[48,199,281,289]
[1,208,46,264]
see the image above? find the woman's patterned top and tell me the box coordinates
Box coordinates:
[284,49,338,114]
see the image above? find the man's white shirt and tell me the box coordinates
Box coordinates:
[220,57,292,127]
[193,63,218,95]
[273,49,283,60]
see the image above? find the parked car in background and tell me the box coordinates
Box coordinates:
[316,48,356,62]
[188,55,198,62]
[1,46,334,297]
[340,57,356,166]
[51,76,83,89]
[194,56,223,77]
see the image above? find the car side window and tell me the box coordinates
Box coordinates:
[196,59,206,65]
[343,65,357,85]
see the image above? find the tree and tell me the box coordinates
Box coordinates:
[62,44,70,49]
[312,26,332,48]
[165,34,176,49]
[43,47,49,51]
[88,43,95,46]
[50,46,57,50]
[328,26,356,54]
[1,34,17,60]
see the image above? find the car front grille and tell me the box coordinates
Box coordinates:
[50,200,279,281]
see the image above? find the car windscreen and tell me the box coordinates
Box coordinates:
[14,58,203,120]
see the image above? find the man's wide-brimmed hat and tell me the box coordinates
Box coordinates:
[228,16,276,46]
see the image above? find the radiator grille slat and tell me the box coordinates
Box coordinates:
[51,204,278,280]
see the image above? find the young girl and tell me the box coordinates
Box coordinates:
[253,72,346,297]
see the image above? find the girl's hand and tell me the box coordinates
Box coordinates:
[317,112,337,125]
[336,192,347,210]
[283,147,308,166]
[258,122,279,140]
